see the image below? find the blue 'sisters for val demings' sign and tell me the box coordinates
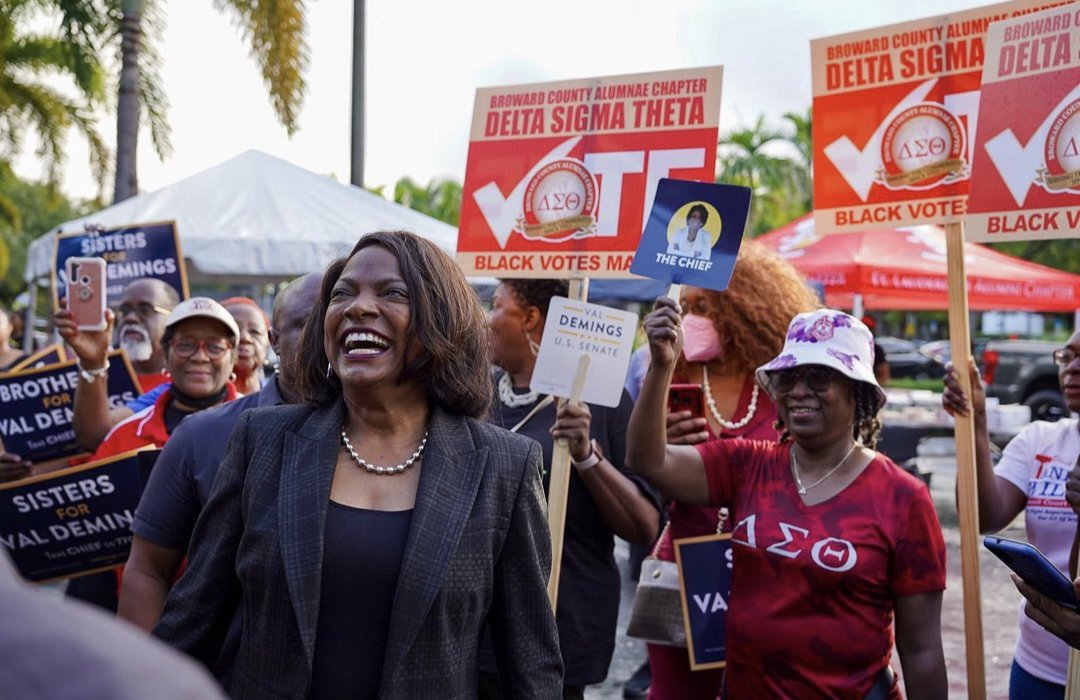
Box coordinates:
[0,351,140,463]
[0,450,158,581]
[53,221,189,307]
[674,534,733,670]
[629,179,750,291]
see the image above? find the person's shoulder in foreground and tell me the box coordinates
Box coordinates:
[0,550,225,700]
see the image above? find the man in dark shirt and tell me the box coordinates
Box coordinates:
[118,274,321,642]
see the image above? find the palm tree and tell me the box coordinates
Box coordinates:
[112,0,310,202]
[782,107,812,212]
[393,177,463,226]
[0,0,109,191]
[717,116,802,235]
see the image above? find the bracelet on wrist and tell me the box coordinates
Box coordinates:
[77,358,110,383]
[571,439,602,471]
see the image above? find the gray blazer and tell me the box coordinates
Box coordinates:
[154,401,563,699]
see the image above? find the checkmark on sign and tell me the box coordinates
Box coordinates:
[822,79,937,202]
[983,83,1080,207]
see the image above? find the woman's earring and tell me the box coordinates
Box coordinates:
[524,330,540,356]
[326,362,333,379]
[229,372,237,383]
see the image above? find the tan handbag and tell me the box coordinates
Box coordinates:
[625,522,686,647]
[626,509,728,647]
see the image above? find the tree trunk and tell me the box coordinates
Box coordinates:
[113,0,142,204]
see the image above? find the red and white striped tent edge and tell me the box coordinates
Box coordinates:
[755,215,1080,312]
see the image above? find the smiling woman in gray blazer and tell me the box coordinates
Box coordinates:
[154,231,563,699]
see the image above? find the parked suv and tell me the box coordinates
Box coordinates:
[876,336,945,379]
[980,339,1068,422]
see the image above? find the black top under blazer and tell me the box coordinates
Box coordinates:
[153,400,564,699]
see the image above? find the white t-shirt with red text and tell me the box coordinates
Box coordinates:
[994,417,1080,685]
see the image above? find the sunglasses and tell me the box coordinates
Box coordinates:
[169,338,233,360]
[770,365,842,393]
[1053,348,1078,367]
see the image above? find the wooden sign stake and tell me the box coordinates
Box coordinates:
[546,277,590,611]
[945,221,986,700]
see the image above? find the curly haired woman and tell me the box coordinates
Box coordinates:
[638,242,819,699]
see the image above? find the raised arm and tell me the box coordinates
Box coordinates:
[56,309,122,451]
[942,360,1025,533]
[624,297,709,505]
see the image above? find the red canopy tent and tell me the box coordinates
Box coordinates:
[755,216,1080,312]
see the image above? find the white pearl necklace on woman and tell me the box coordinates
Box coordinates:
[702,365,759,431]
[340,429,428,475]
[498,371,540,408]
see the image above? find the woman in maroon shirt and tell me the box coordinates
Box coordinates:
[645,242,818,699]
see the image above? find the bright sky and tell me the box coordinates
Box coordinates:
[16,0,989,202]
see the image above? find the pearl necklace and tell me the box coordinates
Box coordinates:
[498,371,540,408]
[340,429,428,475]
[790,442,859,495]
[702,365,759,431]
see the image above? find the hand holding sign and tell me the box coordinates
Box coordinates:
[643,296,684,371]
[0,451,31,483]
[551,400,593,463]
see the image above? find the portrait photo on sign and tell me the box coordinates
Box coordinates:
[630,178,750,291]
[666,201,721,259]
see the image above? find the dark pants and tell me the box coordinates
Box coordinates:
[1009,660,1064,700]
[478,671,583,700]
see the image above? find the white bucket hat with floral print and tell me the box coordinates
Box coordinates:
[755,309,886,405]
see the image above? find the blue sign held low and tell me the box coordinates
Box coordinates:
[674,533,733,670]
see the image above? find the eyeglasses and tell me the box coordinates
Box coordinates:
[117,302,170,319]
[1053,348,1079,367]
[770,366,840,393]
[169,338,233,359]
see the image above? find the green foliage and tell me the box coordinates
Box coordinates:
[0,161,94,303]
[716,110,813,236]
[984,239,1080,279]
[392,177,462,226]
[0,0,110,192]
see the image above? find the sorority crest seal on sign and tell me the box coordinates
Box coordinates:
[877,103,968,191]
[1038,97,1080,194]
[515,158,598,242]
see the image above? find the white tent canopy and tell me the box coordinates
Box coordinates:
[25,150,461,285]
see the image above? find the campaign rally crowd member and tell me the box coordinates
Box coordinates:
[645,242,818,699]
[943,328,1080,699]
[627,303,948,699]
[220,296,271,395]
[119,275,320,648]
[153,231,563,699]
[483,278,660,699]
[0,301,25,371]
[62,296,241,611]
[72,278,180,451]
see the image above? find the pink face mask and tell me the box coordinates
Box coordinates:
[682,313,722,363]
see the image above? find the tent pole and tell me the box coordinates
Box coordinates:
[350,0,365,188]
[851,293,864,319]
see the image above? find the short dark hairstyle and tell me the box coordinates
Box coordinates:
[291,231,493,418]
[498,279,569,319]
[688,204,708,224]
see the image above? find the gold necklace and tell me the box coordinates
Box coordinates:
[790,442,859,495]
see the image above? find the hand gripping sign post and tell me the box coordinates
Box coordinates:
[813,6,1056,694]
[530,297,639,608]
[970,6,1080,695]
[52,221,189,309]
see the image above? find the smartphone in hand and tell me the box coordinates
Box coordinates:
[65,257,107,331]
[668,383,706,419]
[984,536,1080,610]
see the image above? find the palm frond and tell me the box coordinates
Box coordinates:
[137,0,172,159]
[214,0,309,135]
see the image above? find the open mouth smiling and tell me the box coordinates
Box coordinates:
[341,329,391,358]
